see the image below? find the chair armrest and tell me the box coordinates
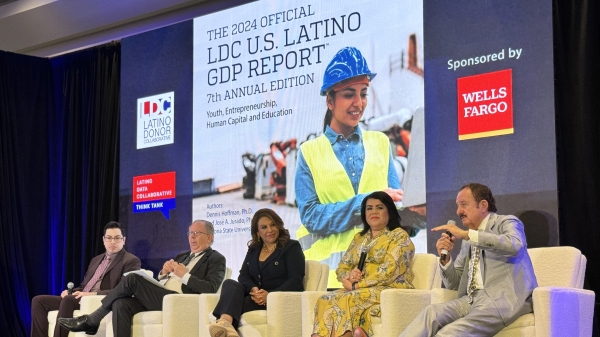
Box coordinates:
[78,295,108,337]
[162,294,201,337]
[267,292,304,337]
[198,294,221,337]
[380,289,434,337]
[301,291,328,337]
[430,288,458,304]
[532,287,596,337]
[78,295,105,314]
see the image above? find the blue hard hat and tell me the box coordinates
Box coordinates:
[320,47,376,96]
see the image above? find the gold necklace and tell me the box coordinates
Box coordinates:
[263,244,276,253]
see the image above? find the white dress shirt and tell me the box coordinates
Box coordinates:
[441,213,491,290]
[158,251,205,293]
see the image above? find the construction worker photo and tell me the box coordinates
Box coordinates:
[294,46,404,287]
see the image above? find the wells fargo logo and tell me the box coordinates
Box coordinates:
[457,69,513,140]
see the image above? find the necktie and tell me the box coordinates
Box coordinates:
[162,253,196,288]
[83,255,111,292]
[181,253,196,266]
[466,245,480,304]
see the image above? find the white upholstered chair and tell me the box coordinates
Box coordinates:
[105,267,232,337]
[47,295,106,337]
[408,246,596,337]
[198,260,329,337]
[301,253,442,337]
[47,269,154,337]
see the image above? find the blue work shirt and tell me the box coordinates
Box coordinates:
[295,125,401,235]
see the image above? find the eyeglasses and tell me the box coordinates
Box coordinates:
[103,236,124,242]
[186,230,210,237]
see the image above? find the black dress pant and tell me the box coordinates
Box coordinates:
[31,294,80,337]
[100,273,176,337]
[212,279,265,329]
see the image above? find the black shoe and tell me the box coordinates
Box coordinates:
[58,315,99,335]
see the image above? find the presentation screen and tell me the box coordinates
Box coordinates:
[423,0,558,251]
[193,0,426,286]
[120,0,426,288]
[120,21,195,271]
[119,0,558,288]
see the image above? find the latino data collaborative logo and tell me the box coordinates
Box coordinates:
[457,69,513,140]
[133,172,176,219]
[137,92,175,149]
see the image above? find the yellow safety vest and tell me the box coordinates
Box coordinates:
[296,130,390,287]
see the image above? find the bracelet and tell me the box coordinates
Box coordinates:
[351,282,356,290]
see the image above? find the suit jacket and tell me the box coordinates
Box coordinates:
[442,213,538,325]
[171,247,226,294]
[238,239,305,293]
[75,249,141,295]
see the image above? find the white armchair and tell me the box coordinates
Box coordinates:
[47,269,153,337]
[498,246,594,336]
[199,260,329,337]
[301,253,441,337]
[47,295,106,337]
[378,253,442,336]
[415,246,596,337]
[105,267,232,337]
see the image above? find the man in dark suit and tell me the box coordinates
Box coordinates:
[400,183,538,337]
[31,221,141,337]
[59,219,227,337]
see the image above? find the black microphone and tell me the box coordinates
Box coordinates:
[440,220,456,262]
[357,245,369,272]
[67,282,74,295]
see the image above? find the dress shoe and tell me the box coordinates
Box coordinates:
[58,315,99,335]
[353,326,370,337]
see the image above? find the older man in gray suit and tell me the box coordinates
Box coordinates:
[401,183,538,337]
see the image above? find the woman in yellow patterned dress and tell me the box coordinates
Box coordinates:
[311,191,415,337]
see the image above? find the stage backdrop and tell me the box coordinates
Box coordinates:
[193,0,425,287]
[119,0,558,286]
[423,0,558,252]
[120,0,426,287]
[119,21,194,269]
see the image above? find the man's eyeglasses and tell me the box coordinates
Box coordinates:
[103,236,124,242]
[187,230,209,237]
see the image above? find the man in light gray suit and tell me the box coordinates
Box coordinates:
[400,183,538,337]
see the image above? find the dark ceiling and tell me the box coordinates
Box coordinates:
[0,0,252,57]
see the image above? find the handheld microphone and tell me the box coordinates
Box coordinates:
[440,220,456,262]
[357,245,369,271]
[67,282,74,295]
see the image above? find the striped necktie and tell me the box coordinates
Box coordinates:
[82,255,111,292]
[181,253,196,266]
[466,245,480,304]
[162,253,197,288]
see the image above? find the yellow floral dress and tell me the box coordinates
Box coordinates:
[312,227,415,336]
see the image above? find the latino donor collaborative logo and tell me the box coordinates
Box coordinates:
[137,92,175,149]
[457,69,513,140]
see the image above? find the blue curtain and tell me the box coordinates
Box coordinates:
[1,0,600,335]
[48,42,122,299]
[0,50,53,337]
[0,42,121,336]
[553,0,600,335]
